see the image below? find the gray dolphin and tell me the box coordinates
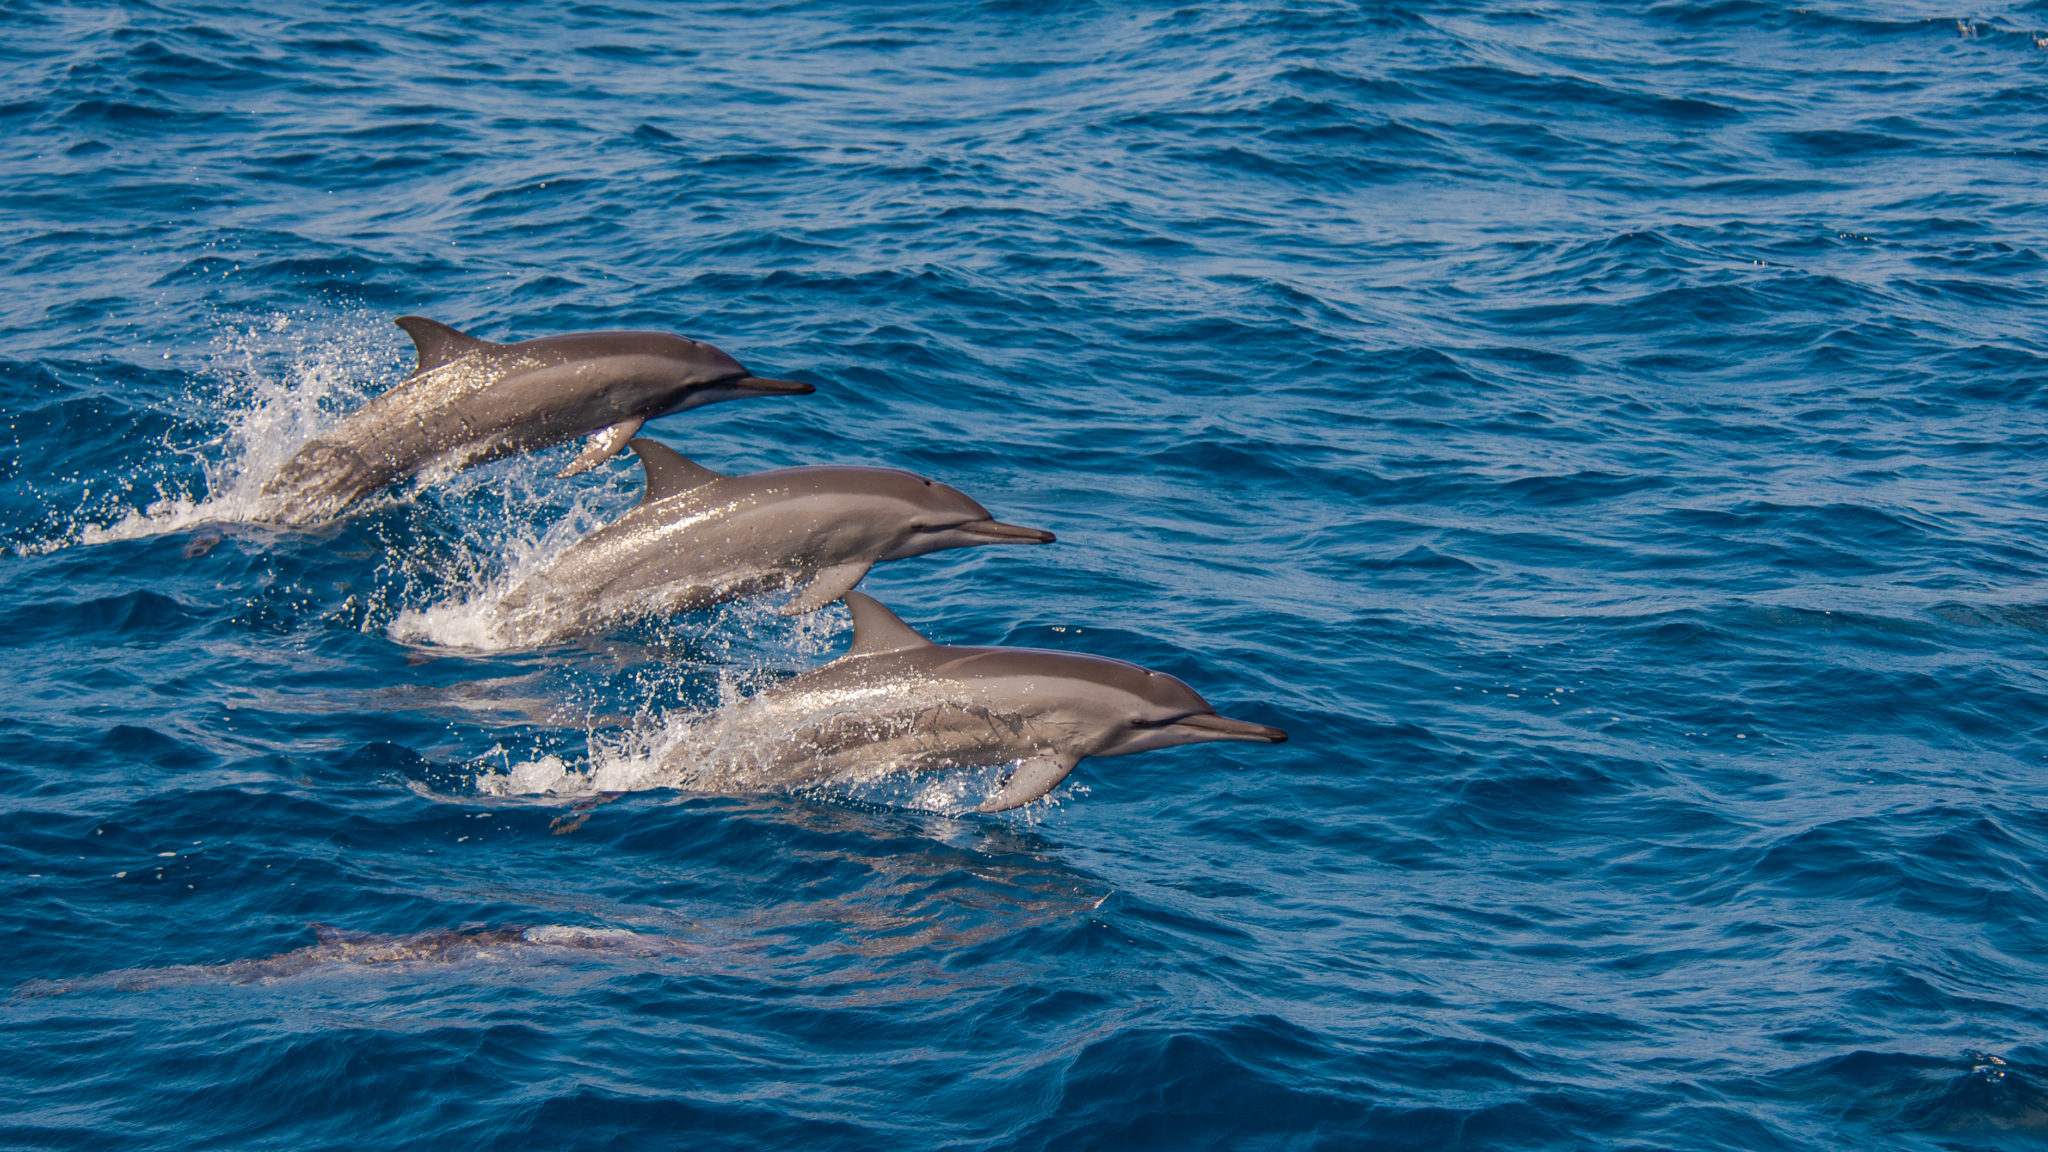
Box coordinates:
[690,592,1287,812]
[259,317,812,524]
[493,438,1055,642]
[15,923,689,996]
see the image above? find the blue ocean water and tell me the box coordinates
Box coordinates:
[5,0,2048,1146]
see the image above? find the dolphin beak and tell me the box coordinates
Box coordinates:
[1170,713,1288,743]
[955,520,1056,544]
[735,375,814,396]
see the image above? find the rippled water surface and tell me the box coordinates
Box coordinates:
[6,1,2048,1147]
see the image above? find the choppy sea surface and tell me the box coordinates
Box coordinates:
[5,1,2048,1147]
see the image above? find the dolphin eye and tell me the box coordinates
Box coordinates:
[923,479,933,486]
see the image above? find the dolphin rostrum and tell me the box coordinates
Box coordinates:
[259,317,812,524]
[685,592,1287,811]
[494,439,1055,643]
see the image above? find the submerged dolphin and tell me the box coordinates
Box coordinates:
[690,592,1287,811]
[16,923,688,996]
[493,438,1054,642]
[259,317,811,525]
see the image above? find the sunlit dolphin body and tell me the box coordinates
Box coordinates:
[494,439,1054,642]
[694,592,1287,811]
[260,317,811,525]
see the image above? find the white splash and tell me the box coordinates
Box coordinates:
[385,497,617,651]
[475,660,804,797]
[475,753,583,796]
[21,313,394,554]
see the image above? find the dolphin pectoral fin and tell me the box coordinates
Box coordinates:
[976,756,1080,813]
[557,417,644,478]
[779,561,872,616]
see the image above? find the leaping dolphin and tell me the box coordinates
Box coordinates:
[494,438,1054,643]
[688,592,1287,811]
[259,317,812,525]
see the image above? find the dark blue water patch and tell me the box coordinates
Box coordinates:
[1928,601,2048,634]
[1739,1047,2048,1142]
[5,590,204,645]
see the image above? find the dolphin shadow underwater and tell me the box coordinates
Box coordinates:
[14,923,692,996]
[662,591,1287,812]
[260,317,811,525]
[491,438,1055,645]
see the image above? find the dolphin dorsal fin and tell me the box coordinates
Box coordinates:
[844,592,934,657]
[394,316,491,376]
[629,438,722,503]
